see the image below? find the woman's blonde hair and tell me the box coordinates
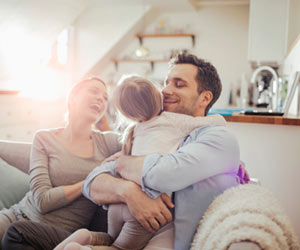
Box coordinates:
[112,75,162,155]
[65,77,106,123]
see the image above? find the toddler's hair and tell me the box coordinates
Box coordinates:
[112,75,162,155]
[113,75,162,122]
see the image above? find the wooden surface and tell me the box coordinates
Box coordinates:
[224,114,300,126]
[0,90,20,95]
[112,58,168,63]
[136,33,195,38]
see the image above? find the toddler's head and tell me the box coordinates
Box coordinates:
[113,75,162,122]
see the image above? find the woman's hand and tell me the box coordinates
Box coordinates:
[64,180,85,202]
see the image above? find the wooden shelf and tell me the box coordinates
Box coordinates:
[136,33,195,46]
[112,58,169,70]
[0,90,21,95]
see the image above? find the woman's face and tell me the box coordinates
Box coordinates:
[71,80,108,124]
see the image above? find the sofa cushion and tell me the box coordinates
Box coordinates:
[0,158,29,210]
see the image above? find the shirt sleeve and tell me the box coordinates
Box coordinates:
[141,127,240,198]
[29,131,69,214]
[82,161,117,204]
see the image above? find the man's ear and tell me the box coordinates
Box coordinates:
[200,91,213,107]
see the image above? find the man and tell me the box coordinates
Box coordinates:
[83,53,241,250]
[1,54,244,250]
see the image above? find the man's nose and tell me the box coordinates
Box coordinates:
[162,84,173,95]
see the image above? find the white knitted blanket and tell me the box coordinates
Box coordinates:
[191,184,300,250]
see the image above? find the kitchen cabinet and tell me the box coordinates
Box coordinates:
[248,0,289,65]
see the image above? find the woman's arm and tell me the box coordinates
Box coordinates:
[29,131,84,214]
[64,181,84,202]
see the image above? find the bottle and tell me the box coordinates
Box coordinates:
[240,73,248,109]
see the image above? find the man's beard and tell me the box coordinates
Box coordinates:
[171,105,195,116]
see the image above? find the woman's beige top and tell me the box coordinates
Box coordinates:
[19,128,121,232]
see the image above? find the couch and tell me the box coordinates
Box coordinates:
[1,140,298,250]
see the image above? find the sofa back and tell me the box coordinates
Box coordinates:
[0,140,31,173]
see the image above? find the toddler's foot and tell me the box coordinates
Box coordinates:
[90,232,113,246]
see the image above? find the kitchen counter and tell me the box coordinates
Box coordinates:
[224,114,300,126]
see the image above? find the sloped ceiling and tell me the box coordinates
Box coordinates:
[0,0,91,44]
[0,0,91,80]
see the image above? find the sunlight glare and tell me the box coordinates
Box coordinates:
[0,24,68,100]
[18,67,65,100]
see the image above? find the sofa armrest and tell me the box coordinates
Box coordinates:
[0,140,31,173]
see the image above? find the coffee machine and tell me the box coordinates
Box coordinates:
[250,66,279,111]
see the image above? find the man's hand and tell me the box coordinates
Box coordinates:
[238,161,250,184]
[123,182,174,233]
[115,155,145,185]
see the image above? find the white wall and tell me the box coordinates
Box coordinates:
[228,122,300,239]
[100,5,251,108]
[283,34,300,115]
[0,96,65,142]
[72,0,151,81]
[288,0,300,50]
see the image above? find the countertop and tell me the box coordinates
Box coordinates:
[224,114,300,126]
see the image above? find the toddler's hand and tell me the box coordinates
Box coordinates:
[102,151,123,164]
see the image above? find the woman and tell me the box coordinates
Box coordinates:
[0,77,121,249]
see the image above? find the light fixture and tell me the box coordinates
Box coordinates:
[135,45,149,57]
[135,0,149,58]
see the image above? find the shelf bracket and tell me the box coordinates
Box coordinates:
[191,35,195,47]
[150,61,154,71]
[138,36,143,46]
[113,61,118,71]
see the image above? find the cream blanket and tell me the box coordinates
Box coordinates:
[191,184,300,250]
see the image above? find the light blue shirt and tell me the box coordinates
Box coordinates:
[83,125,240,250]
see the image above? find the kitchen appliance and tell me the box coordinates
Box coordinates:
[250,66,280,111]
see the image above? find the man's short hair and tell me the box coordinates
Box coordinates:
[169,53,222,115]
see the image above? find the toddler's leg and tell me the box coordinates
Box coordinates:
[110,204,153,250]
[54,229,93,250]
[107,204,126,240]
